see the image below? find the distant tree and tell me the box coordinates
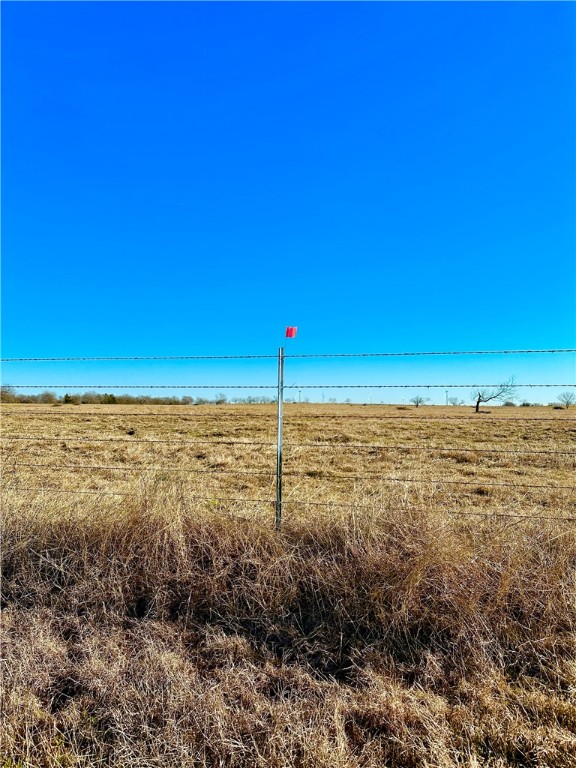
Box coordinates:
[410,395,429,408]
[0,385,18,403]
[558,391,576,408]
[214,393,227,405]
[448,397,464,406]
[38,390,58,404]
[470,378,516,413]
[502,401,516,407]
[80,391,101,404]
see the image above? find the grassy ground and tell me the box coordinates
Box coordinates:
[1,404,575,766]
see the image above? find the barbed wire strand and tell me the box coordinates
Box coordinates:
[287,349,576,359]
[289,384,576,389]
[279,498,576,521]
[1,410,278,419]
[2,355,277,362]
[5,384,278,389]
[280,473,576,490]
[3,485,574,522]
[284,442,575,456]
[2,409,574,423]
[4,447,569,479]
[273,502,569,524]
[2,348,575,362]
[2,434,573,456]
[6,383,576,389]
[0,435,275,446]
[7,462,275,477]
[4,458,574,490]
[4,486,128,497]
[3,486,271,504]
[283,414,576,421]
[2,435,574,457]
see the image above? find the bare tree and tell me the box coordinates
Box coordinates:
[38,390,58,404]
[448,397,464,406]
[558,391,576,408]
[410,395,429,408]
[470,378,516,413]
[0,385,18,403]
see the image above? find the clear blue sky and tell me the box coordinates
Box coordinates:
[2,1,575,402]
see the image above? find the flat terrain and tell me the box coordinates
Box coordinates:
[1,404,575,767]
[2,403,575,522]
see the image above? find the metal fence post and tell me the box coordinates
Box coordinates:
[275,346,285,530]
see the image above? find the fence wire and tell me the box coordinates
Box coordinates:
[7,462,275,478]
[3,486,575,524]
[1,435,275,446]
[2,346,575,525]
[2,347,575,362]
[2,437,573,457]
[7,382,576,389]
[2,409,574,424]
[4,460,575,491]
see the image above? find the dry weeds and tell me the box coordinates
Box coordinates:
[1,404,575,767]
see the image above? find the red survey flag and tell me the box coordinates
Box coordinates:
[285,326,297,338]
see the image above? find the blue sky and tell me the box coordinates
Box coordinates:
[2,1,575,402]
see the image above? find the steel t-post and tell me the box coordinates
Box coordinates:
[275,346,285,530]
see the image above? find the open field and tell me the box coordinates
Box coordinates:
[1,404,576,767]
[2,403,576,522]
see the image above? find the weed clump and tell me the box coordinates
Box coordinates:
[1,489,575,767]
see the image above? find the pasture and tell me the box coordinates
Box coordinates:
[1,404,575,767]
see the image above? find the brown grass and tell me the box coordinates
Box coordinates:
[1,404,575,767]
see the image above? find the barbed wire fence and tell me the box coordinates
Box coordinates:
[1,347,576,528]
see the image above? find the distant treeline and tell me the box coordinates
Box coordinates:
[0,386,276,406]
[0,386,568,408]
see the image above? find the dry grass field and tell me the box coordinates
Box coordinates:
[1,403,575,767]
